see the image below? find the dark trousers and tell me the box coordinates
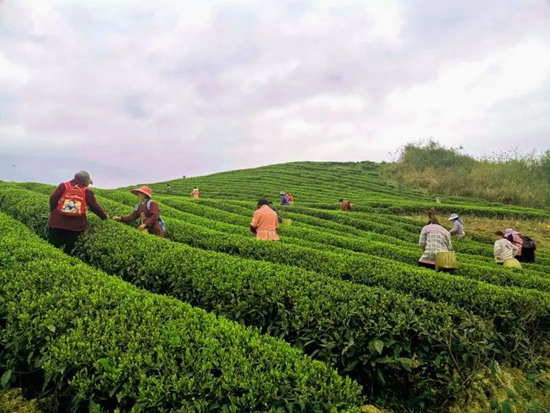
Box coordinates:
[418,261,455,273]
[418,261,436,270]
[517,249,535,263]
[48,228,83,255]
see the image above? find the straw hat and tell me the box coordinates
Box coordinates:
[448,213,459,221]
[131,186,152,198]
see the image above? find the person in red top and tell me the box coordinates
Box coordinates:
[250,199,280,241]
[113,186,165,237]
[339,198,353,211]
[48,171,108,254]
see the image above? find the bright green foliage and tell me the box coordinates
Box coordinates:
[0,183,498,409]
[2,160,550,412]
[0,213,362,412]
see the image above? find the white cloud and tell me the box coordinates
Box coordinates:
[0,0,549,186]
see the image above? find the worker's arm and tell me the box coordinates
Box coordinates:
[494,242,501,260]
[86,190,108,220]
[449,221,459,235]
[250,211,259,234]
[119,209,140,223]
[418,227,427,249]
[49,184,65,212]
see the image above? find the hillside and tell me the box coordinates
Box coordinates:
[1,161,549,412]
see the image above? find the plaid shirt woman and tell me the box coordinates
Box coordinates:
[418,217,453,268]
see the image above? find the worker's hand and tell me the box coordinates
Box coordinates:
[113,216,121,221]
[138,223,147,230]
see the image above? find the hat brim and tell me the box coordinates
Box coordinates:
[131,189,150,197]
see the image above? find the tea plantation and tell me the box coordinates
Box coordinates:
[1,161,549,412]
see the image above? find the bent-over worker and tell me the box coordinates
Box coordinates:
[250,199,280,241]
[418,216,453,270]
[494,231,519,264]
[339,198,353,211]
[191,187,200,199]
[448,213,465,238]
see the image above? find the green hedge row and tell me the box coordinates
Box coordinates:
[198,213,548,289]
[22,184,549,354]
[148,196,550,288]
[25,181,550,267]
[27,183,550,298]
[302,200,549,219]
[0,184,496,409]
[169,197,550,275]
[0,213,362,412]
[157,217,550,342]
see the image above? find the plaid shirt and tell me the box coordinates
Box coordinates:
[419,224,452,262]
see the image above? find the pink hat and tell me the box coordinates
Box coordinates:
[131,186,152,198]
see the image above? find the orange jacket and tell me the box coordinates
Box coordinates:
[250,205,280,241]
[341,200,352,211]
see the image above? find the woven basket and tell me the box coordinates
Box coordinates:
[503,258,522,269]
[435,251,458,270]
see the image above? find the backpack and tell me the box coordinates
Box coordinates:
[135,200,166,232]
[523,236,537,250]
[57,182,87,216]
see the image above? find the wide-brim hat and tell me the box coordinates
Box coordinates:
[448,213,459,220]
[131,186,152,198]
[279,191,286,195]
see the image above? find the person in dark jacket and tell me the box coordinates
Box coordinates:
[48,171,108,254]
[505,227,536,262]
[113,186,164,237]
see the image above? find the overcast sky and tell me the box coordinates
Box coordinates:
[1,0,549,188]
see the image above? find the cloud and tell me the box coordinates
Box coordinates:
[1,0,549,187]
